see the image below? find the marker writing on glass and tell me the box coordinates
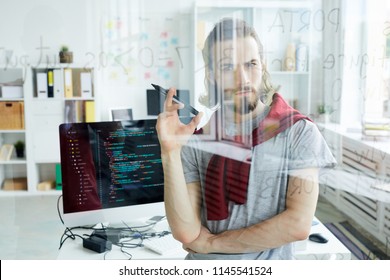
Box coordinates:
[151,83,199,116]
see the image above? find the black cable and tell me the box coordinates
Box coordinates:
[117,238,144,249]
[120,216,166,233]
[56,195,65,225]
[58,227,86,249]
[57,214,169,258]
[58,224,97,250]
[103,246,133,260]
[120,247,133,260]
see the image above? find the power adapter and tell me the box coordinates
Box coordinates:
[83,235,112,253]
[92,229,123,243]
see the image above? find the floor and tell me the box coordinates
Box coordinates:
[315,196,389,259]
[0,193,387,260]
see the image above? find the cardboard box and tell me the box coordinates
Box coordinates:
[37,180,55,191]
[1,86,23,98]
[0,101,24,129]
[2,177,28,191]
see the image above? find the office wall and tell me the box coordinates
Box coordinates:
[94,0,194,120]
[0,0,194,120]
[2,0,380,127]
[0,0,93,66]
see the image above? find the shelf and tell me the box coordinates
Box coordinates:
[0,159,27,165]
[64,97,95,101]
[33,64,93,70]
[0,98,24,101]
[35,160,60,164]
[0,189,61,196]
[0,65,96,196]
[0,130,25,133]
[32,97,95,101]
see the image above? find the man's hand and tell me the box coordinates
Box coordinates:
[156,87,202,155]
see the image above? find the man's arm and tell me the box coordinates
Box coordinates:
[162,150,202,244]
[184,168,319,254]
[156,87,203,244]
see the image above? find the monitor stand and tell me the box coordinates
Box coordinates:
[92,215,166,231]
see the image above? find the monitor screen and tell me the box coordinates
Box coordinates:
[111,108,133,121]
[59,119,165,227]
[146,88,190,117]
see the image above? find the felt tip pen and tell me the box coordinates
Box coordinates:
[151,83,199,116]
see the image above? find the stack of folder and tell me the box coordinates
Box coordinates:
[63,69,93,98]
[36,68,92,99]
[64,100,95,123]
[362,118,390,138]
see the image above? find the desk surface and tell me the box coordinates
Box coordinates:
[294,218,351,260]
[58,219,186,260]
[57,217,351,260]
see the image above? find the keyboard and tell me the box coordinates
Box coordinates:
[143,235,183,255]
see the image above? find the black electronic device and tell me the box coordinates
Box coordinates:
[309,233,328,244]
[147,86,193,117]
[83,235,112,253]
[92,229,124,243]
[111,108,133,121]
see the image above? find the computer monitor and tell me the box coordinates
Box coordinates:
[110,108,133,121]
[146,88,190,117]
[59,119,165,227]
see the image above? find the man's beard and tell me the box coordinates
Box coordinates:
[233,87,260,115]
[236,96,258,114]
[216,84,261,116]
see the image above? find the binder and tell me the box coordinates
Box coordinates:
[47,69,54,97]
[296,44,308,72]
[37,72,48,98]
[64,68,73,98]
[80,72,92,98]
[283,43,296,71]
[53,69,63,98]
[64,100,76,123]
[75,101,83,122]
[85,100,95,122]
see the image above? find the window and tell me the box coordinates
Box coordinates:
[363,1,390,120]
[384,23,390,118]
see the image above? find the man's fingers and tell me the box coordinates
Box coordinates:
[163,87,176,110]
[190,112,203,130]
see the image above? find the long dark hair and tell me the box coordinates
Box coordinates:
[200,18,274,107]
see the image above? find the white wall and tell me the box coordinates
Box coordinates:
[0,0,93,66]
[1,0,373,127]
[0,0,195,120]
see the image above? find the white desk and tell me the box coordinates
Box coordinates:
[57,219,186,260]
[294,218,351,260]
[57,218,351,260]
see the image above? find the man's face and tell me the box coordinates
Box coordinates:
[212,36,263,117]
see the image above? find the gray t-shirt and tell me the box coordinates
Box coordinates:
[180,116,336,260]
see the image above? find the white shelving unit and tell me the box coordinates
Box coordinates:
[193,0,313,115]
[0,67,28,194]
[319,123,390,246]
[0,65,96,195]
